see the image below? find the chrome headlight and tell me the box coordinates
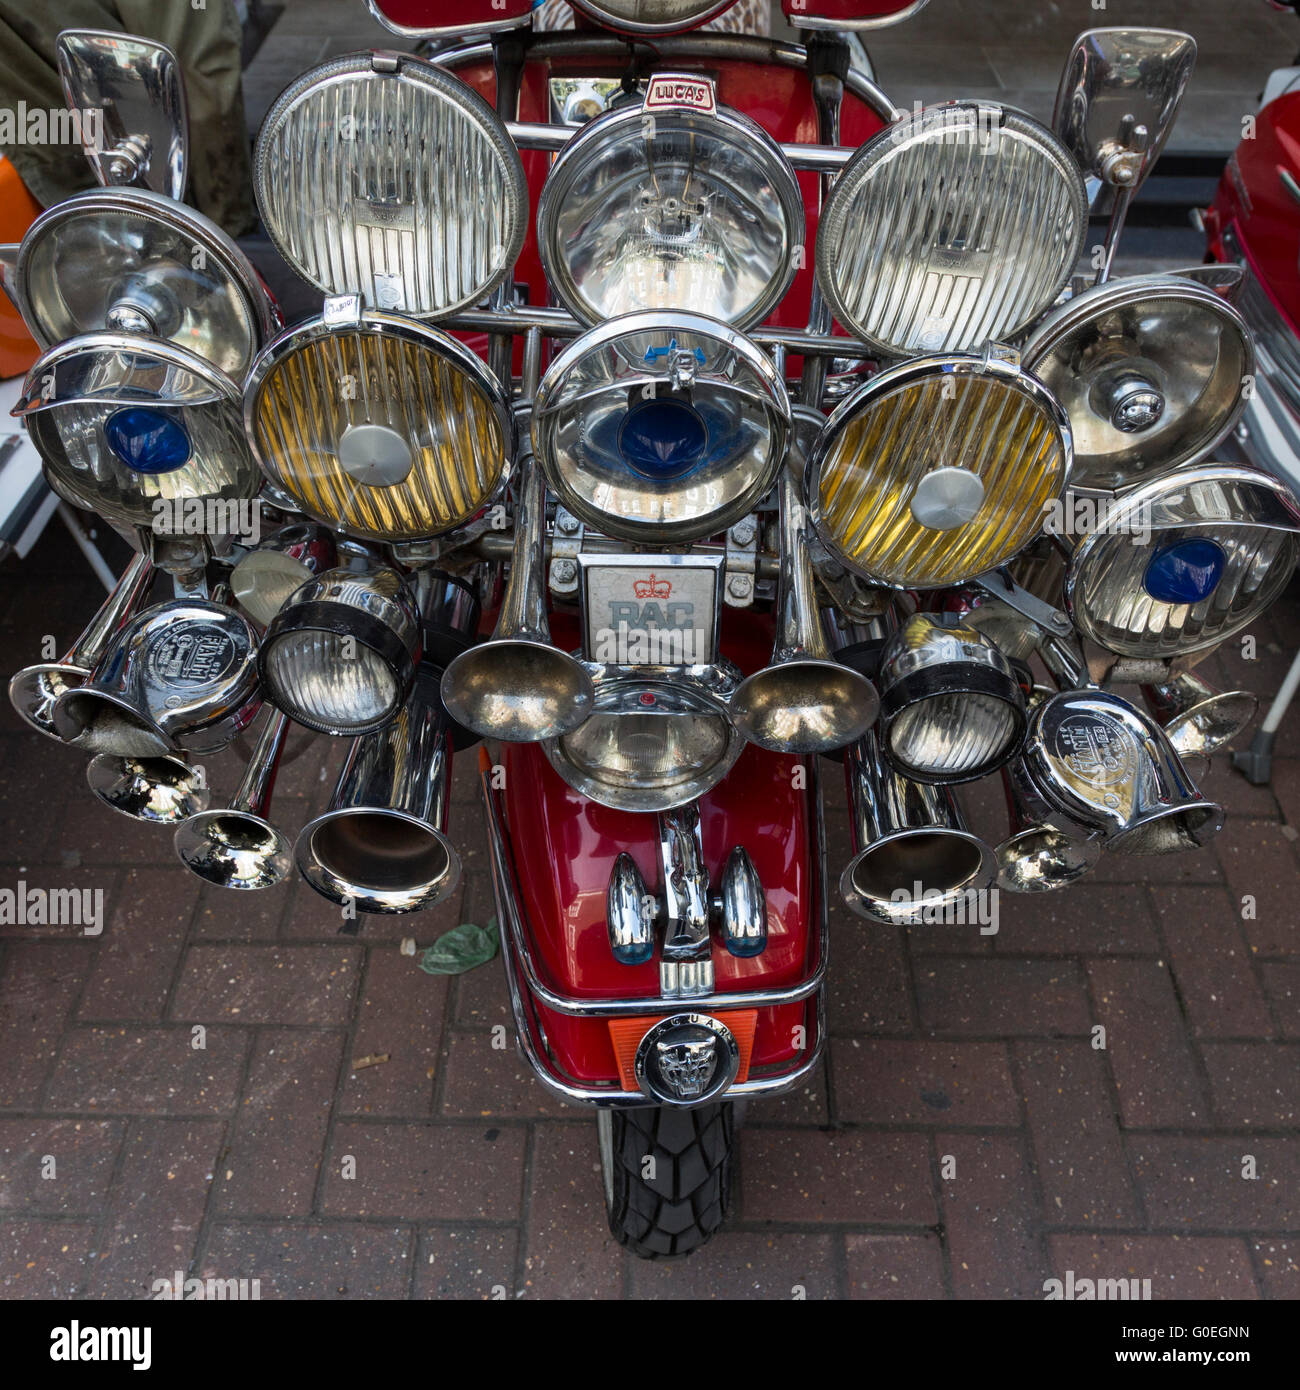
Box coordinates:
[806,353,1071,589]
[877,614,1026,783]
[533,312,789,544]
[244,301,513,542]
[258,568,421,735]
[816,102,1086,355]
[544,665,744,813]
[254,52,527,319]
[13,188,278,378]
[568,2,740,35]
[1064,464,1300,659]
[537,81,802,328]
[15,333,258,530]
[1023,275,1253,496]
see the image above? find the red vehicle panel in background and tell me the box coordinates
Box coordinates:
[1206,90,1300,330]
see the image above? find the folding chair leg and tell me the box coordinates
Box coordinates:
[1233,644,1300,785]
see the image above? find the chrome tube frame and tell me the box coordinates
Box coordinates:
[479,760,827,1107]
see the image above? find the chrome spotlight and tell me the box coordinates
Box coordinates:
[840,729,997,925]
[296,671,461,914]
[9,551,154,741]
[175,710,293,890]
[876,613,1026,784]
[258,567,421,736]
[51,600,261,757]
[1018,688,1223,855]
[87,753,210,825]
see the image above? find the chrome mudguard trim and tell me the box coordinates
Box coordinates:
[478,763,828,1108]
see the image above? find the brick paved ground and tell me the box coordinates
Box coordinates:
[0,525,1297,1300]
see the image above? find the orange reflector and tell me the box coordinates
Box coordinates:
[608,1009,758,1093]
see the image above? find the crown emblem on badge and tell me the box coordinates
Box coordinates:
[633,574,672,600]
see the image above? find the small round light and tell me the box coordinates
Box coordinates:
[1143,539,1226,605]
[255,52,527,320]
[876,614,1026,783]
[258,568,420,735]
[533,312,789,545]
[816,102,1086,356]
[104,407,192,473]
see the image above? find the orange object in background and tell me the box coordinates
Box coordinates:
[0,156,42,380]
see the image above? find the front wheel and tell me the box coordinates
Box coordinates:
[597,1102,736,1258]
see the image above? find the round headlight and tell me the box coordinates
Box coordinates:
[816,102,1086,356]
[244,302,513,542]
[533,312,789,544]
[537,93,802,328]
[254,51,527,319]
[877,614,1026,783]
[258,568,421,735]
[14,189,278,378]
[806,354,1071,589]
[15,333,258,530]
[1023,275,1253,496]
[1064,464,1300,659]
[544,666,743,812]
[568,2,740,34]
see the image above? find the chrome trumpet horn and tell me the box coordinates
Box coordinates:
[1140,671,1258,764]
[297,670,461,914]
[86,752,210,825]
[440,451,595,742]
[51,599,261,757]
[174,710,293,890]
[1019,688,1223,855]
[840,728,997,925]
[731,466,879,754]
[995,764,1100,893]
[9,551,155,740]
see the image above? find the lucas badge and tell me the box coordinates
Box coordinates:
[634,1014,739,1105]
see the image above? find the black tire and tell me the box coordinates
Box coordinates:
[598,1102,736,1259]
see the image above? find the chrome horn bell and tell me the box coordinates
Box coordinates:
[174,710,293,890]
[296,670,461,914]
[731,465,878,754]
[87,752,210,825]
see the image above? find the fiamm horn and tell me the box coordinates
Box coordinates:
[840,727,996,924]
[296,670,461,913]
[174,709,293,890]
[440,329,593,742]
[731,466,878,753]
[9,551,154,740]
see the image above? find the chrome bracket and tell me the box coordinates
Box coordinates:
[973,566,1074,639]
[723,515,758,608]
[548,504,583,598]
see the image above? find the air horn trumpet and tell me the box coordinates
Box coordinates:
[9,551,155,740]
[86,752,210,825]
[731,466,879,753]
[840,727,997,925]
[995,763,1100,893]
[1141,671,1258,764]
[296,670,461,914]
[174,709,293,890]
